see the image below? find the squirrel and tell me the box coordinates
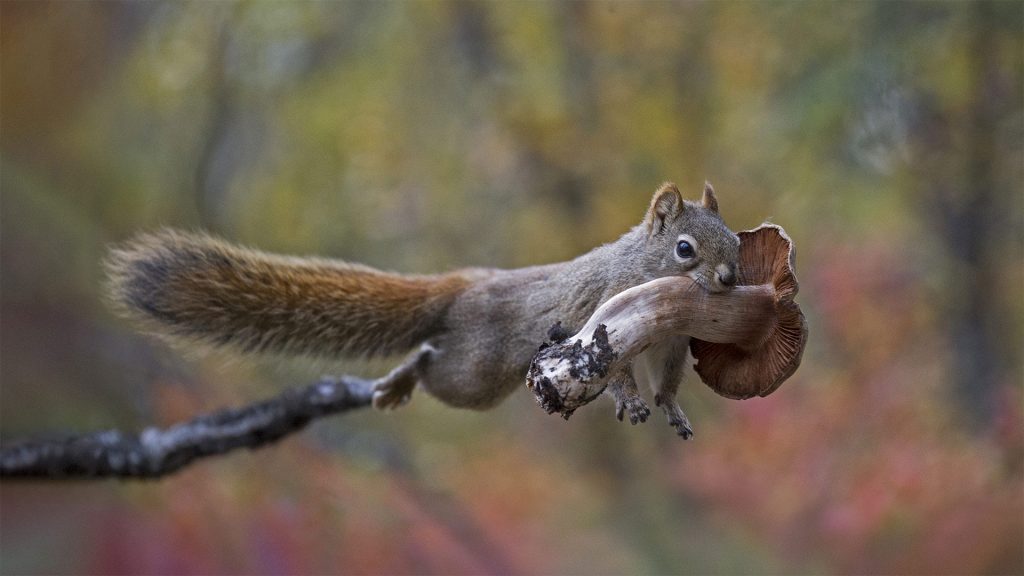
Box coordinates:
[106,182,740,438]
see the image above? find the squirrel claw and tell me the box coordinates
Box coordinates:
[615,395,650,425]
[667,412,694,440]
[372,388,412,410]
[660,398,695,440]
[606,367,648,425]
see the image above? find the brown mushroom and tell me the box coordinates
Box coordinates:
[690,224,807,399]
[526,223,807,418]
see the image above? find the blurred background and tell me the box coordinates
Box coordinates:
[1,1,1022,574]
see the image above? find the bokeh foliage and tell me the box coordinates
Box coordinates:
[2,2,1022,574]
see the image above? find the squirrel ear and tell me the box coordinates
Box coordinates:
[646,182,685,236]
[702,181,719,213]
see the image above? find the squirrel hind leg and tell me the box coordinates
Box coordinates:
[371,344,436,410]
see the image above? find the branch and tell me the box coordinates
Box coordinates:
[0,375,373,480]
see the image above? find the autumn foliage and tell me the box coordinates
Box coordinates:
[2,2,1021,574]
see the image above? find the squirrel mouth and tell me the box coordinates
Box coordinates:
[686,271,726,294]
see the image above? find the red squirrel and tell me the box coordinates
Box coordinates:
[107,182,739,438]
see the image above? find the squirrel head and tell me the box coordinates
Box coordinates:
[642,181,740,293]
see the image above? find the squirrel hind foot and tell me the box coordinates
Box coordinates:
[370,344,435,410]
[372,385,413,410]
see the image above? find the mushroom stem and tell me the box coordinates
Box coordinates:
[526,278,777,418]
[574,279,776,353]
[527,223,807,419]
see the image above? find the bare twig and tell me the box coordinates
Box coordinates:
[0,375,373,480]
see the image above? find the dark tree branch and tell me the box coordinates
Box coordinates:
[0,375,373,480]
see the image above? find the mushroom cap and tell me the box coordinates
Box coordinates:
[690,224,808,399]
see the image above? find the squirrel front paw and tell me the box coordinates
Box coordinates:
[615,394,651,425]
[655,393,694,439]
[606,368,650,425]
[669,413,694,439]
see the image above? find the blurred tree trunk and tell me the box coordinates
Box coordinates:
[951,1,997,424]
[918,1,1018,426]
[673,5,713,180]
[0,2,154,169]
[194,12,238,230]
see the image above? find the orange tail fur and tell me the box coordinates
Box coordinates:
[106,230,471,358]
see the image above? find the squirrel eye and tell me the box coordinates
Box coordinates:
[675,240,695,259]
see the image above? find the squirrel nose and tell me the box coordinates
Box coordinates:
[717,268,736,287]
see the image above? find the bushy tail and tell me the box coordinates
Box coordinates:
[105,230,472,358]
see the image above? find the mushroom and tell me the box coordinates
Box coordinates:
[526,224,807,418]
[690,224,807,399]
